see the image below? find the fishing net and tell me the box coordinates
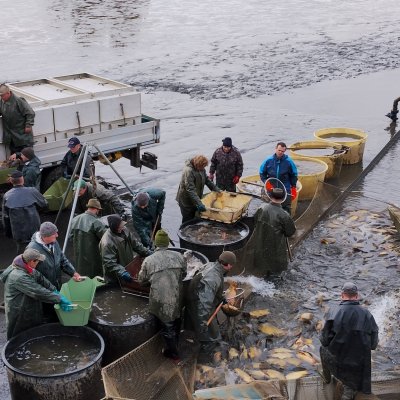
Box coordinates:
[102,332,198,400]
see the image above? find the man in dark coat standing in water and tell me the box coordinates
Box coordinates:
[252,187,296,276]
[319,282,379,400]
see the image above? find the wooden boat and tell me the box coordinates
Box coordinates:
[388,205,400,234]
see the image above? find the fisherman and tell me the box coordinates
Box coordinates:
[131,188,166,248]
[60,136,93,179]
[27,222,81,290]
[0,248,73,339]
[138,230,187,362]
[2,170,48,253]
[0,83,35,156]
[70,198,107,278]
[185,251,236,360]
[259,142,298,214]
[20,146,42,189]
[99,214,153,284]
[209,137,243,192]
[176,155,221,224]
[319,282,379,400]
[252,187,296,276]
[72,179,128,219]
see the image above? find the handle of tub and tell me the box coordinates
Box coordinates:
[94,276,106,287]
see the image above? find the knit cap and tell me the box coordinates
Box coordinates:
[154,229,169,248]
[21,147,35,160]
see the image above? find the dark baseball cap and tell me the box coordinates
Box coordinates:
[342,282,358,295]
[68,137,80,148]
[9,170,23,179]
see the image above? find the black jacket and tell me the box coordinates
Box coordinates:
[320,300,379,393]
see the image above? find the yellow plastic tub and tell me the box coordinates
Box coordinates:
[289,140,346,179]
[237,174,302,217]
[200,191,252,224]
[291,157,328,201]
[314,127,368,165]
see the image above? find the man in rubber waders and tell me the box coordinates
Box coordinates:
[184,251,236,362]
[319,282,379,400]
[0,248,73,339]
[0,83,35,157]
[70,198,107,278]
[259,142,298,215]
[131,188,166,249]
[138,229,187,362]
[208,137,243,192]
[252,187,296,277]
[99,214,153,284]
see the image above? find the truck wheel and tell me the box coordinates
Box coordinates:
[40,166,63,193]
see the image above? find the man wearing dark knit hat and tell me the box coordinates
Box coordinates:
[138,229,187,362]
[319,282,379,400]
[99,214,153,284]
[209,137,243,192]
[20,146,42,189]
[131,188,166,248]
[2,170,47,253]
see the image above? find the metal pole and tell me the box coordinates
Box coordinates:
[93,144,135,196]
[62,145,90,253]
[55,143,88,225]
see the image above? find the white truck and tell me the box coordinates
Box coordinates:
[0,73,160,190]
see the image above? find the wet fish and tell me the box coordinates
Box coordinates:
[263,369,286,380]
[248,346,262,360]
[229,347,239,360]
[234,368,254,383]
[225,280,238,305]
[259,323,285,337]
[299,312,314,323]
[249,309,270,318]
[315,320,324,332]
[270,352,292,360]
[286,357,302,367]
[286,370,309,380]
[240,344,248,360]
[266,358,287,368]
[248,369,267,380]
[296,350,318,365]
[270,347,293,354]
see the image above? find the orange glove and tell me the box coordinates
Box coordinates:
[291,186,297,200]
[265,181,274,192]
[232,176,240,184]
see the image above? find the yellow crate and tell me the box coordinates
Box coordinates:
[200,191,251,224]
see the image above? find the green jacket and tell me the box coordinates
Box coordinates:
[27,232,76,290]
[70,211,107,278]
[22,155,41,189]
[0,92,35,147]
[253,202,296,274]
[99,227,152,284]
[76,182,126,217]
[1,255,60,339]
[131,188,166,247]
[176,159,219,209]
[185,261,225,341]
[138,248,186,322]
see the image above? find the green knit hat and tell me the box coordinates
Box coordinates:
[154,229,169,248]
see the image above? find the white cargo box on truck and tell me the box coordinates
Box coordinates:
[0,73,159,184]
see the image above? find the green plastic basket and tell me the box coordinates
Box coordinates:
[43,177,73,211]
[55,276,105,326]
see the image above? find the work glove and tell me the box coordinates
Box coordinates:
[59,295,73,312]
[120,271,134,283]
[208,173,214,181]
[197,203,207,212]
[265,181,274,192]
[232,176,240,184]
[290,186,297,200]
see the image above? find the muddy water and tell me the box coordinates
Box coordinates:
[319,134,364,142]
[292,148,336,157]
[294,159,327,175]
[91,287,148,325]
[7,335,99,375]
[180,221,248,245]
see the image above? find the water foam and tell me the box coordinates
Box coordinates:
[230,275,276,297]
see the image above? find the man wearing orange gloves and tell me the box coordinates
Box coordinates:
[259,142,298,215]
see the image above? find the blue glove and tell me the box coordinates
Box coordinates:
[120,271,133,282]
[197,203,207,212]
[59,295,73,312]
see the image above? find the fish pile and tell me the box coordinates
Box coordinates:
[183,250,207,280]
[195,306,321,389]
[181,223,244,245]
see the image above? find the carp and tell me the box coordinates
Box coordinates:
[259,323,285,337]
[224,280,238,305]
[296,350,318,365]
[249,309,270,318]
[263,369,285,380]
[234,368,254,383]
[229,347,239,360]
[286,370,308,380]
[248,369,267,380]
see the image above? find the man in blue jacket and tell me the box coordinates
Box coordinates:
[259,142,298,214]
